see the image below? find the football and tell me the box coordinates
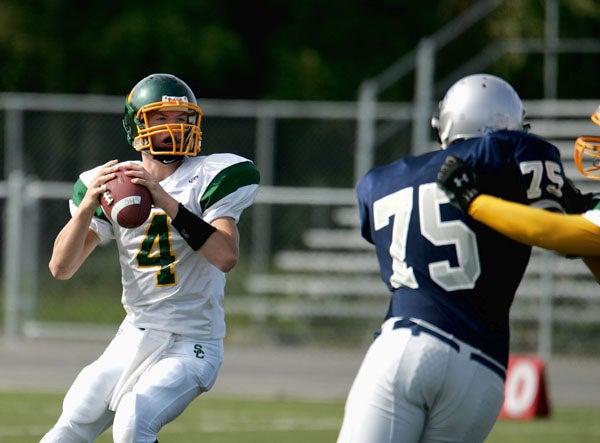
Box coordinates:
[100,167,152,228]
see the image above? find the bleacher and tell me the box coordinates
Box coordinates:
[243,100,600,349]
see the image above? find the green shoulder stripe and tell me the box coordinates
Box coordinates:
[200,161,260,211]
[72,178,109,221]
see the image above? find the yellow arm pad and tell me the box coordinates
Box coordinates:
[469,194,600,256]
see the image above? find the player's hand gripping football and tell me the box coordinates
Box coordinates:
[123,162,179,217]
[436,155,480,212]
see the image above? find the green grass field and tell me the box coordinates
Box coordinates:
[1,391,599,442]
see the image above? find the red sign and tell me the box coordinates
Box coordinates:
[499,354,551,420]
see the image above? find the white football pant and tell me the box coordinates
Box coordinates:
[39,319,223,443]
[337,318,505,443]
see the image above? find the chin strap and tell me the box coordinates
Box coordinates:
[140,150,183,164]
[153,154,182,164]
[138,149,186,164]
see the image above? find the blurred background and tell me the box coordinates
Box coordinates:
[1,0,600,359]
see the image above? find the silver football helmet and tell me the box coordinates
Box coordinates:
[431,74,527,149]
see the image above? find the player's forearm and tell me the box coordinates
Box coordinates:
[49,209,99,279]
[469,194,600,256]
[200,218,239,272]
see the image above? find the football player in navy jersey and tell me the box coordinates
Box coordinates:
[337,74,573,443]
[436,104,600,282]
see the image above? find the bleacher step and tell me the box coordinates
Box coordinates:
[302,228,371,250]
[246,272,600,300]
[274,250,379,273]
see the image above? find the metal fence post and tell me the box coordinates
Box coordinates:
[537,249,554,361]
[412,38,436,155]
[252,113,276,271]
[355,80,377,184]
[3,171,25,339]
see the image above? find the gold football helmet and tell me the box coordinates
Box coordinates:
[574,105,600,180]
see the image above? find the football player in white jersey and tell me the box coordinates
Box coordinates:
[40,73,260,443]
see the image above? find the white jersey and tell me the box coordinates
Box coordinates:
[69,153,260,339]
[584,207,600,226]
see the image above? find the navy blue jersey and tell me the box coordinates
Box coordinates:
[356,130,567,367]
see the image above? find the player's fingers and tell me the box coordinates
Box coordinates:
[123,168,146,180]
[86,181,105,200]
[94,160,120,184]
[121,161,141,171]
[100,159,119,173]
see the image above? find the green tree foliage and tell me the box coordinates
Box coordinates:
[0,0,597,100]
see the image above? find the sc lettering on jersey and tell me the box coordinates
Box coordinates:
[193,344,205,359]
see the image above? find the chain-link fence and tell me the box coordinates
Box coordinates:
[2,94,600,356]
[0,94,411,345]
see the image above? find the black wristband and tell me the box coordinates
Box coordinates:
[171,203,216,250]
